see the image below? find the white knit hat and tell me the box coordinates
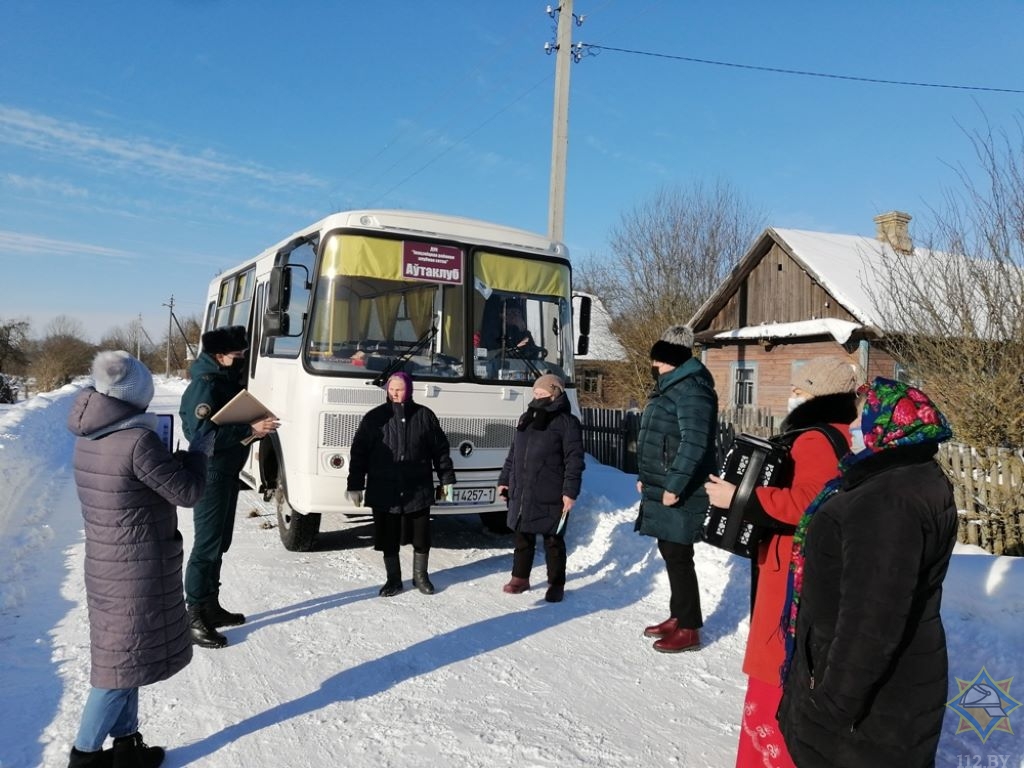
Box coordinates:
[92,350,154,410]
[791,357,859,397]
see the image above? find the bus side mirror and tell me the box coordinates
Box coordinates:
[575,295,591,356]
[267,266,292,313]
[577,295,591,335]
[263,311,290,337]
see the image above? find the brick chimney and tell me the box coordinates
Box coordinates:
[873,210,913,254]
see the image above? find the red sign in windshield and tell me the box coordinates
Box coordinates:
[402,241,464,285]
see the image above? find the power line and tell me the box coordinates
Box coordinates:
[581,44,1024,94]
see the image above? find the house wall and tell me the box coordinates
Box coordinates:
[709,243,860,329]
[701,339,900,417]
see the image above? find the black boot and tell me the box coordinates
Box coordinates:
[111,732,164,768]
[187,603,227,648]
[412,552,435,595]
[68,747,113,768]
[204,594,245,627]
[379,555,404,597]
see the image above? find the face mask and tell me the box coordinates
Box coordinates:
[787,396,807,413]
[850,426,866,453]
[650,366,661,382]
[528,396,551,409]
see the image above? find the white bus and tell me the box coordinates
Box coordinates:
[201,209,591,550]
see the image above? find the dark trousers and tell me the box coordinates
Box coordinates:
[511,531,566,585]
[185,466,239,605]
[657,539,703,629]
[373,508,431,556]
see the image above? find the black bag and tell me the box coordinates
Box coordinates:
[702,425,847,558]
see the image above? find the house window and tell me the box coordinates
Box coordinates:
[893,362,911,383]
[731,364,756,407]
[581,368,601,395]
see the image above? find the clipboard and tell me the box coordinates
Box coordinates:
[210,390,275,425]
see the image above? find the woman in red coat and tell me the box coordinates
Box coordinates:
[706,357,859,768]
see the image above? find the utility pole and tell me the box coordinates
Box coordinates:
[546,2,583,244]
[163,296,174,377]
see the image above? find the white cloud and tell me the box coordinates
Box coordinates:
[0,229,136,260]
[0,104,324,189]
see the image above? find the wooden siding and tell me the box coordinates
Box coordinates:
[707,243,859,330]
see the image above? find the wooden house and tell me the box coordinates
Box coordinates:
[687,212,917,422]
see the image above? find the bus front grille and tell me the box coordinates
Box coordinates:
[319,413,517,450]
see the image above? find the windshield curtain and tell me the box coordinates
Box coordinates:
[305,234,465,378]
[471,251,573,384]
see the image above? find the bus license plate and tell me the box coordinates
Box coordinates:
[451,487,495,504]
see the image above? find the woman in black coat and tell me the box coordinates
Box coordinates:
[497,374,585,603]
[347,372,456,597]
[777,377,957,768]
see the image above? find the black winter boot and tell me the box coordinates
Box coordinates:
[204,595,245,627]
[412,552,435,595]
[379,555,404,597]
[68,747,113,768]
[187,603,227,648]
[111,732,164,768]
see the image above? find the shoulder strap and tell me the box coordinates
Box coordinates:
[774,424,848,460]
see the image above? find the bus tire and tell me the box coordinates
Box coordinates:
[275,476,321,551]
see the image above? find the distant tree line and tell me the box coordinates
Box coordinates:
[0,314,201,401]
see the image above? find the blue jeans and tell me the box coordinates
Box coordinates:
[74,687,139,752]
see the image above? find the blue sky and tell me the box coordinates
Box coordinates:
[2,1,1023,341]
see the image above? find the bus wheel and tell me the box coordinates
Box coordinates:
[275,476,321,551]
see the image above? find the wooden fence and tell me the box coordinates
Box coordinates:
[579,406,1024,556]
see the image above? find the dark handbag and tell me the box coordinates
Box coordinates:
[702,426,847,558]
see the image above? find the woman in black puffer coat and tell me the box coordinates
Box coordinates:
[347,372,456,597]
[66,351,209,768]
[777,378,958,768]
[498,374,585,603]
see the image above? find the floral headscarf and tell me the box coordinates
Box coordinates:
[779,377,953,683]
[857,377,953,453]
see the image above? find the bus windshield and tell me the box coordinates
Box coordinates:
[304,232,573,383]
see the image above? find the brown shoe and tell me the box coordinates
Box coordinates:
[502,576,530,594]
[643,617,678,638]
[653,627,701,653]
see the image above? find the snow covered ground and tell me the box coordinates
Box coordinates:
[1,379,1022,768]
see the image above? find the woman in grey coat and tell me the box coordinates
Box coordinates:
[66,351,211,768]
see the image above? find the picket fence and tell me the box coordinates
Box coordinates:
[579,406,1023,556]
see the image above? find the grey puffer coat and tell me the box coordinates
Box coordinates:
[67,388,207,689]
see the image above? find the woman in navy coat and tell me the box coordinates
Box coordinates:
[498,374,585,602]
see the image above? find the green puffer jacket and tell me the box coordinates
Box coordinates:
[179,353,253,471]
[634,357,718,544]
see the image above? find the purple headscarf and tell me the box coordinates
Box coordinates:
[386,371,414,403]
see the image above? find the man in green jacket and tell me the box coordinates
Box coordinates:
[635,325,718,653]
[179,326,279,648]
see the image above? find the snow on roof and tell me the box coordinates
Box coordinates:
[575,292,628,361]
[713,317,862,344]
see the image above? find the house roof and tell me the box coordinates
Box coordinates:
[575,292,628,361]
[689,225,934,343]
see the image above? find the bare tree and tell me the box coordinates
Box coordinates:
[872,122,1024,449]
[583,181,764,405]
[30,315,96,392]
[0,318,31,374]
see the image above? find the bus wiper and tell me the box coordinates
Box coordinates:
[371,324,438,387]
[500,341,543,380]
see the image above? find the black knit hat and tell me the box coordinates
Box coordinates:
[649,325,694,367]
[202,325,248,355]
